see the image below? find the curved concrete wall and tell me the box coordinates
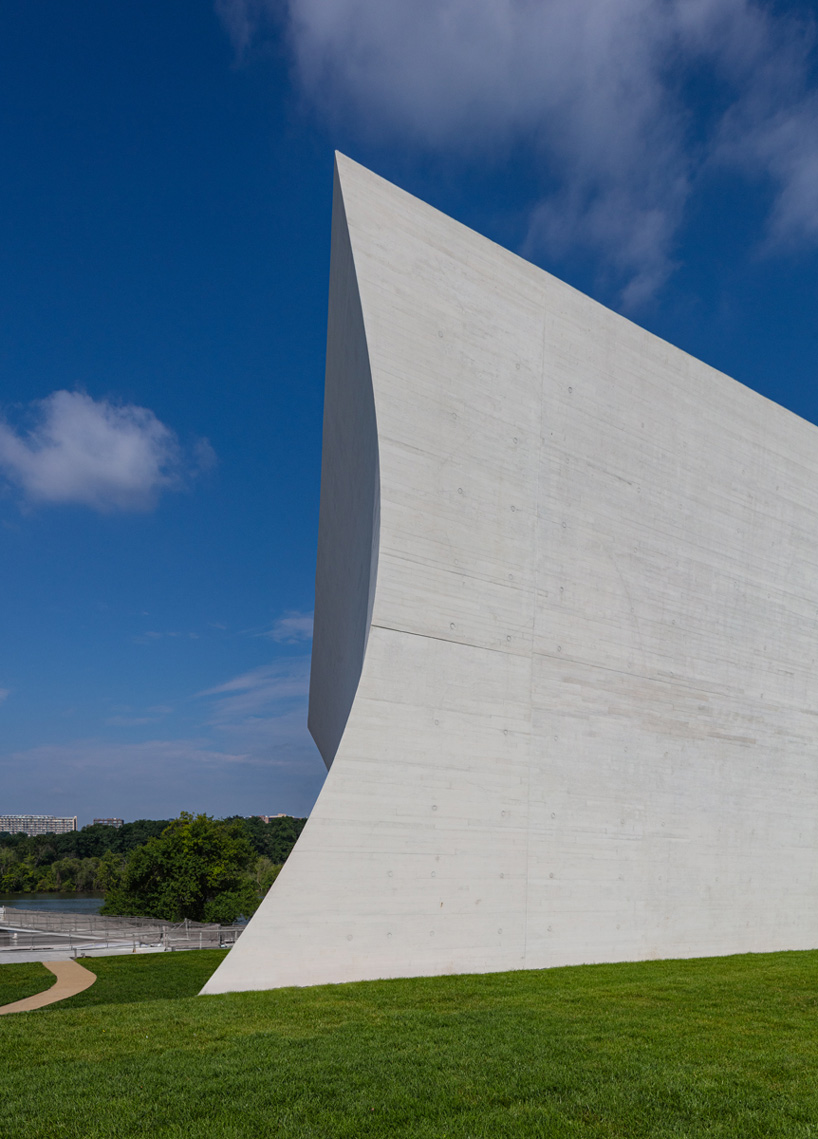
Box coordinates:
[307,165,380,769]
[202,153,818,995]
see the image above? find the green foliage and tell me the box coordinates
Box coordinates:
[0,819,173,863]
[0,821,167,895]
[4,950,818,1137]
[230,814,307,862]
[95,848,125,893]
[100,813,259,923]
[1,812,303,929]
[0,848,124,894]
[0,815,304,899]
[252,855,282,896]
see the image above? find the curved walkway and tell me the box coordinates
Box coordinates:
[0,959,96,1015]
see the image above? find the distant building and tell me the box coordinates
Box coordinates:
[0,814,77,836]
[93,818,124,828]
[257,815,287,824]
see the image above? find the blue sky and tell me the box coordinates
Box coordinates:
[1,1,817,824]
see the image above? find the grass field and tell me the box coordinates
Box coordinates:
[62,948,229,1008]
[0,960,51,1006]
[3,948,818,1138]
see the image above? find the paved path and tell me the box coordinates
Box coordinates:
[0,959,97,1015]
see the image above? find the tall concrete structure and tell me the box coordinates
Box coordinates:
[203,154,818,995]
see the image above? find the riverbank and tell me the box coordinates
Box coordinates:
[0,893,104,915]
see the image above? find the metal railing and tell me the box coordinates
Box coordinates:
[0,907,244,956]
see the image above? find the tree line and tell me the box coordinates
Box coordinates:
[0,813,306,923]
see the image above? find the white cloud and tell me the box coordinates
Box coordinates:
[263,610,314,643]
[0,731,324,821]
[0,660,324,819]
[103,701,173,728]
[219,0,818,302]
[0,738,261,813]
[197,657,312,754]
[0,390,215,512]
[214,0,278,59]
[132,630,201,644]
[711,73,818,251]
[199,658,310,716]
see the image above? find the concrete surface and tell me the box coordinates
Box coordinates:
[203,153,818,994]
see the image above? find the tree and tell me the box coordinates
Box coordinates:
[100,813,258,923]
[225,814,306,862]
[252,856,282,896]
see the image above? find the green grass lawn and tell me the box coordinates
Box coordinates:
[3,949,818,1138]
[0,960,52,1006]
[64,948,229,1008]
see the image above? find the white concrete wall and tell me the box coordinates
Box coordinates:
[306,163,380,769]
[202,153,818,995]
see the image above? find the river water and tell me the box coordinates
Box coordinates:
[0,892,105,915]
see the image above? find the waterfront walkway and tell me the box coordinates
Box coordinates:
[0,959,96,1015]
[0,906,243,961]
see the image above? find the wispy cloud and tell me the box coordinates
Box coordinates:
[132,630,201,645]
[0,390,215,512]
[262,609,314,643]
[105,708,173,727]
[199,658,310,717]
[0,738,260,819]
[0,724,324,820]
[0,689,9,705]
[219,0,818,304]
[198,657,312,755]
[214,0,278,59]
[0,658,323,819]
